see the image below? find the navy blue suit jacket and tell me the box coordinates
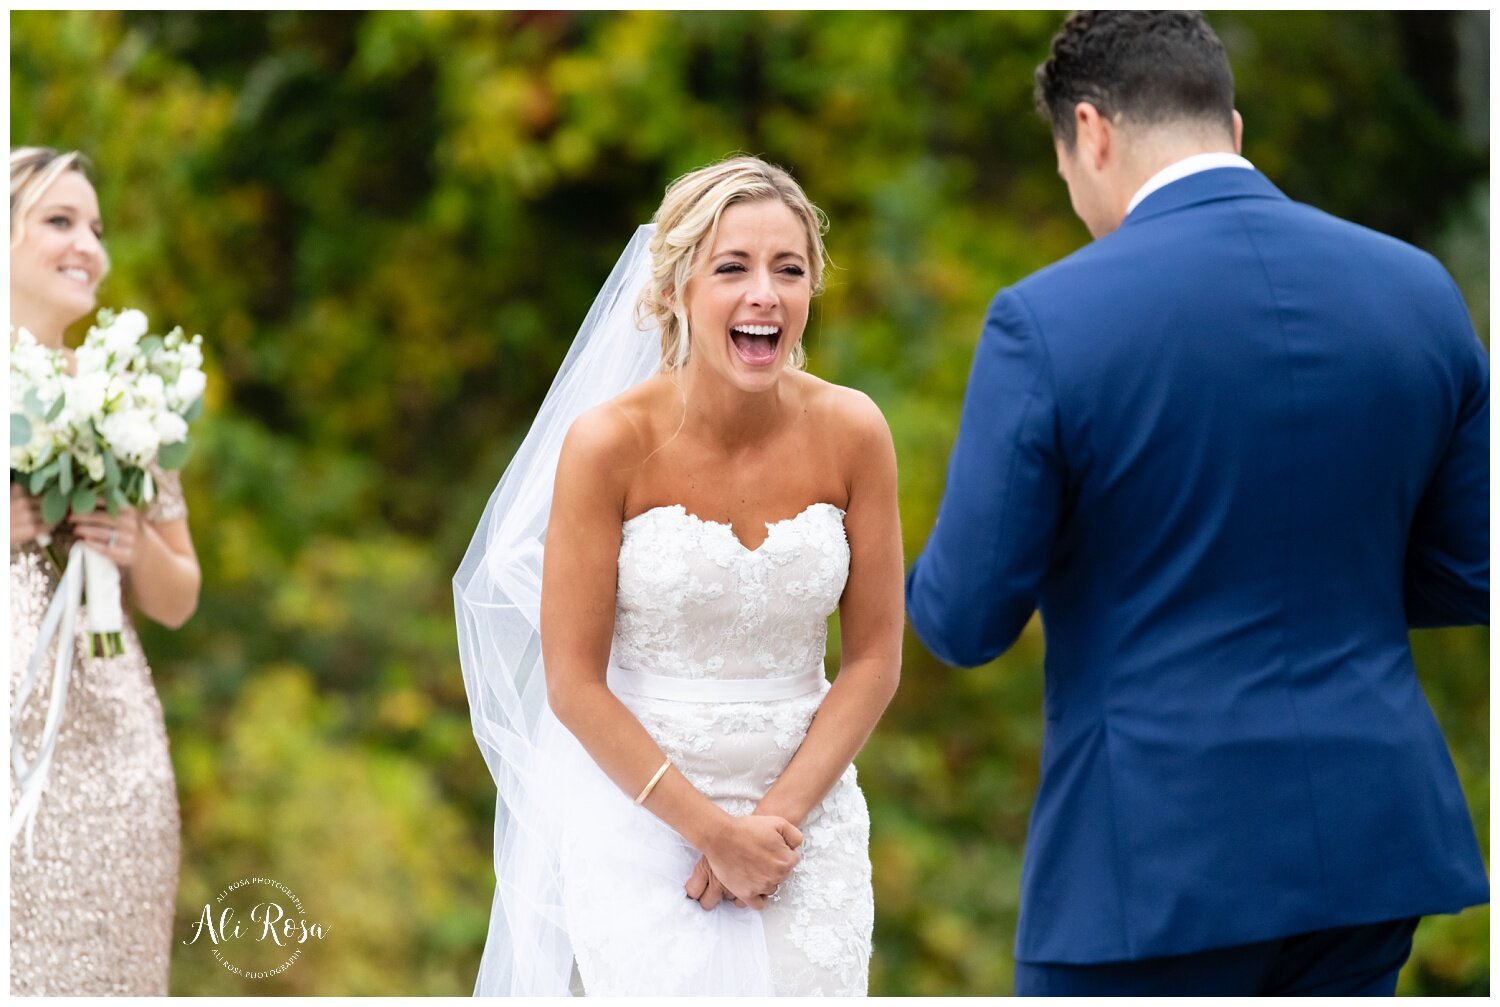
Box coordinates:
[906,168,1489,964]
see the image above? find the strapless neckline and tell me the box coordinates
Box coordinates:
[623,501,846,555]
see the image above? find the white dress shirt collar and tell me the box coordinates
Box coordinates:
[1125,152,1255,217]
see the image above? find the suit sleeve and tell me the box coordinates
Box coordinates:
[1404,277,1490,628]
[905,288,1064,667]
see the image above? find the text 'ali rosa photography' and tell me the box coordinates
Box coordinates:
[182,876,329,981]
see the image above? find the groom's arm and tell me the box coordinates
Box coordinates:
[906,288,1063,667]
[1404,279,1489,628]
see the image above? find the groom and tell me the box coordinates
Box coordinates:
[905,11,1488,996]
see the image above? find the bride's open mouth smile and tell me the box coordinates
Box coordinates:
[729,323,781,366]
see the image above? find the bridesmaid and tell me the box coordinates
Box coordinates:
[9,147,201,994]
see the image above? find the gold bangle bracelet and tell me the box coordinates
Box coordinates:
[635,758,672,805]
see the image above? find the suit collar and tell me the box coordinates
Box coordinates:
[1121,167,1288,228]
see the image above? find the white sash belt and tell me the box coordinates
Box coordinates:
[608,662,826,703]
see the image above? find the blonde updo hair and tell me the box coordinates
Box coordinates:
[11,147,94,247]
[640,155,829,372]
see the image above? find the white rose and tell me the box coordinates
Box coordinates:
[178,338,204,372]
[153,411,188,445]
[68,371,110,422]
[134,372,167,411]
[100,310,148,360]
[98,408,160,466]
[11,327,41,361]
[108,308,149,343]
[10,339,37,372]
[10,336,60,392]
[73,343,109,375]
[171,368,207,410]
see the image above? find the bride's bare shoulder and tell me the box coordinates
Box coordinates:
[562,374,677,471]
[791,373,895,503]
[792,371,891,448]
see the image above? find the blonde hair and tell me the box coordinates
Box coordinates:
[640,155,829,372]
[10,147,94,247]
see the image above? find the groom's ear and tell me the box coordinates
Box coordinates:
[1073,102,1113,172]
[1232,110,1244,155]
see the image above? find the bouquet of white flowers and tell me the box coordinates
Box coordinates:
[10,308,205,852]
[10,308,205,655]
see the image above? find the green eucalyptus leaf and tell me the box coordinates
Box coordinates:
[41,483,67,525]
[102,451,121,488]
[11,414,31,446]
[183,397,204,423]
[23,388,43,415]
[29,459,57,495]
[139,335,164,357]
[71,486,98,515]
[45,394,66,423]
[110,486,129,512]
[157,440,192,471]
[57,451,73,495]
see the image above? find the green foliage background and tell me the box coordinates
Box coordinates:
[11,11,1488,995]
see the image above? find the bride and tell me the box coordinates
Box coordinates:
[457,155,901,995]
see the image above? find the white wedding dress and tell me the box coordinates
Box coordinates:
[456,226,872,996]
[551,500,873,996]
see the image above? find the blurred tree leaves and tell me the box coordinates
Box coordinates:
[11,10,1486,994]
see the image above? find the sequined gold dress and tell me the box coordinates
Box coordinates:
[9,469,186,995]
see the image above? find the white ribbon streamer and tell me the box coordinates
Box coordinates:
[11,542,86,859]
[82,546,123,636]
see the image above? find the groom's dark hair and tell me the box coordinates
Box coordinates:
[1036,11,1235,148]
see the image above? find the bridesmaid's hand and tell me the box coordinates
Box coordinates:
[10,482,56,548]
[701,815,802,910]
[69,505,141,568]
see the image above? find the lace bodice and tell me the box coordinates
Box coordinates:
[613,502,850,681]
[559,499,872,996]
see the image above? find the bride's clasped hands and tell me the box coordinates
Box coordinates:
[684,813,802,911]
